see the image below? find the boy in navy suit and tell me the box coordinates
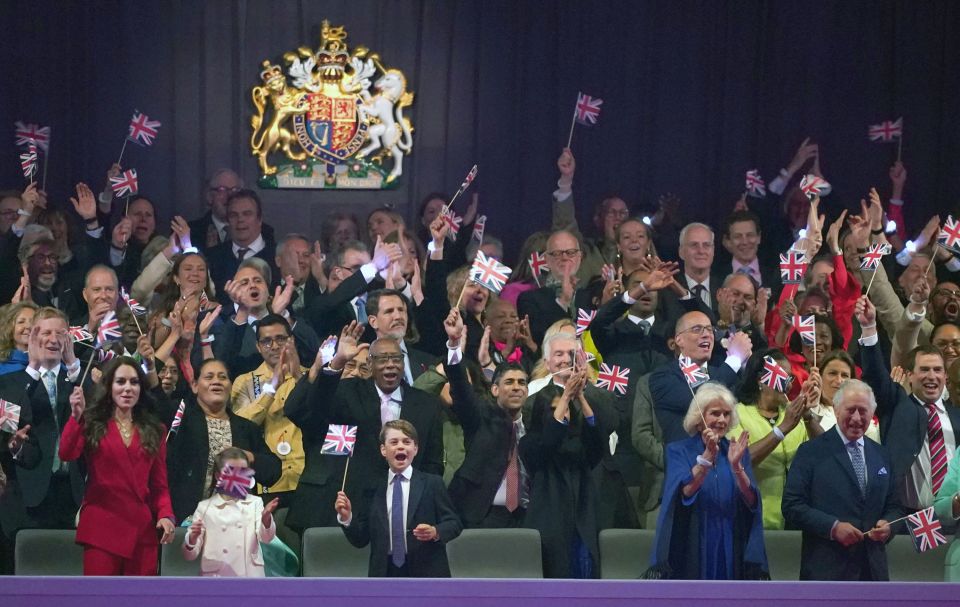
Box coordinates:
[336,420,461,577]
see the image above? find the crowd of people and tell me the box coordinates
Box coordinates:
[0,139,959,581]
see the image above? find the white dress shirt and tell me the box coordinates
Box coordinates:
[232,234,266,260]
[684,275,712,309]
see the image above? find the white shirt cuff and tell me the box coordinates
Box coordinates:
[947,257,960,273]
[769,175,787,196]
[724,355,743,373]
[66,360,81,382]
[905,307,926,323]
[447,346,463,365]
[337,513,352,527]
[87,226,105,239]
[895,248,912,267]
[360,262,377,283]
[889,198,904,207]
[858,333,879,347]
[553,187,572,202]
[109,247,125,266]
[11,224,25,238]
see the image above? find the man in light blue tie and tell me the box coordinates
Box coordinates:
[335,420,461,577]
[783,379,901,580]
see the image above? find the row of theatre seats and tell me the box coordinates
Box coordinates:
[13,508,947,580]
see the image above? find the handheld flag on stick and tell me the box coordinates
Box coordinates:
[0,399,21,433]
[779,251,808,285]
[110,169,139,198]
[20,144,38,181]
[906,507,948,553]
[745,170,766,198]
[596,363,630,395]
[118,110,161,166]
[760,356,792,393]
[468,251,511,294]
[441,207,462,241]
[215,464,256,499]
[679,355,710,428]
[938,216,960,257]
[120,287,145,335]
[799,174,830,201]
[576,308,596,337]
[472,215,486,243]
[861,242,892,296]
[68,326,93,343]
[528,251,548,287]
[165,399,186,442]
[868,117,904,161]
[444,165,478,212]
[322,424,358,491]
[14,121,51,152]
[95,311,122,347]
[792,314,817,366]
[567,92,603,147]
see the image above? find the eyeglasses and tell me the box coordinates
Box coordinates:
[370,354,404,364]
[605,209,629,219]
[257,335,290,348]
[934,289,960,299]
[678,324,714,336]
[209,186,241,194]
[29,253,59,264]
[934,339,960,350]
[546,248,581,259]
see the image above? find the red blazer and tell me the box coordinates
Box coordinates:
[60,416,174,559]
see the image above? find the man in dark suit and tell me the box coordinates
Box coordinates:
[274,233,321,316]
[283,326,444,531]
[18,235,85,324]
[783,379,900,580]
[710,272,768,367]
[719,209,781,294]
[648,310,752,444]
[857,295,959,511]
[0,307,84,540]
[188,169,276,252]
[366,289,437,384]
[442,308,529,528]
[335,419,461,577]
[517,229,594,346]
[205,189,279,298]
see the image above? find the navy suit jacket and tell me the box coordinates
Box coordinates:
[782,429,900,581]
[342,469,462,577]
[205,239,279,303]
[648,357,740,444]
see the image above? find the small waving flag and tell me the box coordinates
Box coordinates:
[799,174,829,201]
[792,315,816,346]
[937,216,960,256]
[169,399,186,435]
[441,207,462,241]
[472,214,486,243]
[0,399,21,433]
[198,290,210,310]
[68,326,93,343]
[596,363,630,395]
[868,117,903,143]
[745,170,767,198]
[110,169,139,198]
[760,356,792,393]
[460,165,478,191]
[20,144,38,179]
[575,92,603,125]
[679,355,709,389]
[469,250,512,294]
[127,111,161,146]
[215,464,256,499]
[96,311,122,347]
[779,250,808,284]
[859,242,891,271]
[14,121,51,152]
[321,424,357,456]
[576,308,596,337]
[529,251,548,277]
[98,349,117,364]
[906,507,948,553]
[120,287,146,315]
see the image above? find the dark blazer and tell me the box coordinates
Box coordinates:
[590,296,672,363]
[658,271,725,325]
[444,358,516,527]
[517,286,593,347]
[205,238,280,302]
[212,311,320,377]
[648,357,740,444]
[782,429,900,581]
[860,341,960,502]
[188,211,275,253]
[342,468,462,577]
[160,398,281,522]
[283,373,444,529]
[302,269,379,340]
[403,344,438,384]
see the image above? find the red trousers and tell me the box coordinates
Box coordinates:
[83,543,159,576]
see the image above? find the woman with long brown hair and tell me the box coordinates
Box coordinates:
[59,357,175,575]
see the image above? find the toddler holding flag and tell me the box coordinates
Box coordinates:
[182,447,279,577]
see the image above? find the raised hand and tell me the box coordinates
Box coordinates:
[727,431,750,468]
[335,490,352,520]
[787,137,818,174]
[478,326,492,368]
[826,209,848,254]
[915,215,942,250]
[463,192,479,226]
[330,321,365,370]
[170,215,192,252]
[372,236,402,271]
[700,427,719,462]
[198,304,222,338]
[854,295,876,328]
[557,147,576,181]
[137,334,156,371]
[70,183,98,221]
[889,161,907,193]
[224,279,246,306]
[59,330,77,367]
[443,308,464,345]
[309,241,327,286]
[558,268,577,308]
[262,497,280,527]
[111,217,132,250]
[70,386,86,420]
[187,518,204,544]
[27,324,43,370]
[753,287,770,329]
[271,276,296,315]
[20,183,40,215]
[779,298,798,323]
[517,315,536,351]
[725,331,753,362]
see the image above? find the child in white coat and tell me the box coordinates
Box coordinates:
[182,447,279,576]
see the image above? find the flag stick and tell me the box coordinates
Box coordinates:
[41,145,50,192]
[896,135,903,163]
[864,269,880,297]
[124,195,131,216]
[126,303,143,335]
[454,279,470,310]
[812,331,817,370]
[79,346,99,387]
[341,456,351,492]
[565,107,578,149]
[531,266,541,288]
[924,250,938,278]
[687,382,709,429]
[117,138,129,167]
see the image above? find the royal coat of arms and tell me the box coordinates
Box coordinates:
[250,21,414,189]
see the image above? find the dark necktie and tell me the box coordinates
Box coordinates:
[847,441,866,495]
[927,404,948,494]
[692,284,708,307]
[236,247,249,261]
[505,423,520,512]
[391,473,406,567]
[638,319,651,336]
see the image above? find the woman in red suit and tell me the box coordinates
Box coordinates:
[60,357,176,575]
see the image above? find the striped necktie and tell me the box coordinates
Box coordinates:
[927,404,948,494]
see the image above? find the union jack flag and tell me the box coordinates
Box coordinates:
[469,250,512,294]
[441,208,462,241]
[745,170,766,198]
[792,315,816,346]
[0,399,21,433]
[127,111,161,146]
[528,251,548,276]
[120,287,146,315]
[460,165,478,191]
[215,464,256,499]
[321,424,357,456]
[601,265,616,283]
[906,507,948,553]
[68,326,93,343]
[472,214,486,242]
[799,174,829,201]
[98,349,116,364]
[14,121,51,152]
[170,399,186,434]
[574,92,603,125]
[20,144,38,179]
[760,356,792,393]
[96,311,122,347]
[596,363,630,395]
[938,215,960,256]
[859,242,891,271]
[868,117,903,142]
[198,290,210,310]
[110,169,139,198]
[576,308,596,337]
[779,250,808,284]
[679,355,709,389]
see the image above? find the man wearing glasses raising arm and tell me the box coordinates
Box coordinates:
[648,311,752,444]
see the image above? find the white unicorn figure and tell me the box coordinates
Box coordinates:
[355,69,414,183]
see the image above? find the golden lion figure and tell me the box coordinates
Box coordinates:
[250,61,307,175]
